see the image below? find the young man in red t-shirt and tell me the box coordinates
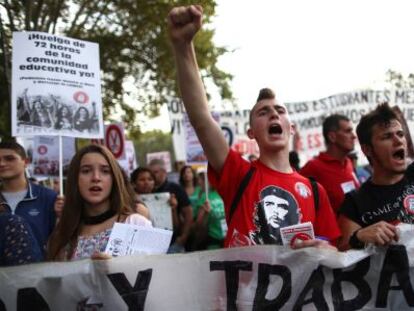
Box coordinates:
[300,114,360,214]
[168,5,340,248]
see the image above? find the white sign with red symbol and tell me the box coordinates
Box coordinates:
[105,123,126,160]
[11,31,104,138]
[280,222,315,247]
[32,136,76,177]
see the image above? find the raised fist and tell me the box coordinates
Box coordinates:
[168,5,203,46]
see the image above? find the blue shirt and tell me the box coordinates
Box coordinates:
[0,182,57,254]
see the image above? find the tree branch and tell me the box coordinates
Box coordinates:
[3,0,17,31]
[32,0,44,30]
[68,0,88,34]
[25,0,33,30]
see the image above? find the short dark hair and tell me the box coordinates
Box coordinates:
[256,88,275,102]
[322,114,350,145]
[148,158,166,168]
[356,103,399,146]
[130,167,155,184]
[0,140,27,159]
[249,88,276,125]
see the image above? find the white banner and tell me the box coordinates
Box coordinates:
[1,225,414,310]
[12,31,104,138]
[32,136,75,177]
[168,90,414,163]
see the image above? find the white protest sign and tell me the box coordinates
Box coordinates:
[118,140,137,175]
[104,123,126,160]
[140,193,172,230]
[146,151,172,172]
[32,136,75,177]
[3,225,414,310]
[167,98,186,161]
[12,31,104,138]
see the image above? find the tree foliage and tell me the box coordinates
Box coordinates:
[385,69,414,89]
[134,130,174,167]
[0,0,233,138]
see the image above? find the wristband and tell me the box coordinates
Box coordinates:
[349,228,365,249]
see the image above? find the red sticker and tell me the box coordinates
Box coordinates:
[73,91,89,104]
[37,145,47,155]
[403,195,414,215]
[290,232,312,247]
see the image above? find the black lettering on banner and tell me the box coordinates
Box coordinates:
[210,260,253,311]
[107,269,153,311]
[253,264,291,311]
[293,266,329,311]
[170,119,181,135]
[331,257,371,311]
[376,245,414,308]
[17,288,50,311]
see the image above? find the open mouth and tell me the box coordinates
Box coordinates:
[269,124,283,135]
[392,149,405,161]
[89,186,102,192]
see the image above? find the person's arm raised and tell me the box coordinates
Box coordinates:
[168,5,229,173]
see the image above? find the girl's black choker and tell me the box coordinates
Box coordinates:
[83,209,116,225]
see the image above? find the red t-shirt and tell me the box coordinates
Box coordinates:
[208,150,340,248]
[300,152,360,214]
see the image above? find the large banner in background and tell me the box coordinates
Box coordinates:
[12,31,104,138]
[32,136,75,177]
[168,90,414,163]
[2,225,414,310]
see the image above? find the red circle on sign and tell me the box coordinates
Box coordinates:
[38,145,47,155]
[404,195,414,215]
[73,91,89,104]
[290,232,312,248]
[105,125,124,159]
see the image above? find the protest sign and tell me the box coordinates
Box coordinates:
[12,31,104,138]
[32,136,75,177]
[183,112,220,165]
[104,123,126,160]
[140,193,172,230]
[2,224,414,310]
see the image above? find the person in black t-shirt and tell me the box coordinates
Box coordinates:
[338,103,414,250]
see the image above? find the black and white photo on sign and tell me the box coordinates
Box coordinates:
[16,89,99,134]
[12,31,104,138]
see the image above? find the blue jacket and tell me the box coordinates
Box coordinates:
[0,182,57,253]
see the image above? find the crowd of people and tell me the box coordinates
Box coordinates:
[1,4,413,269]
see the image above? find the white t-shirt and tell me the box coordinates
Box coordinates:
[2,190,27,214]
